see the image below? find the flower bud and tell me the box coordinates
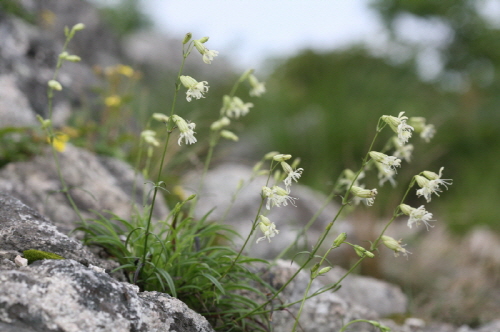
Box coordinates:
[152,113,169,123]
[48,80,62,91]
[36,115,51,129]
[59,51,69,60]
[264,151,279,160]
[351,186,377,198]
[422,170,440,180]
[353,245,374,258]
[220,130,238,141]
[381,235,410,258]
[65,55,81,62]
[182,32,192,44]
[198,36,209,43]
[318,266,332,275]
[272,154,292,162]
[333,233,347,247]
[72,23,85,31]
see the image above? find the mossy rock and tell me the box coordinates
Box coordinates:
[23,249,64,264]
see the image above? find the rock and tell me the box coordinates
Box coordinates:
[0,193,114,271]
[253,260,407,331]
[264,260,379,332]
[0,259,214,332]
[323,266,407,317]
[0,145,169,234]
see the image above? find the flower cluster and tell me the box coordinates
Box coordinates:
[221,96,254,118]
[257,153,304,243]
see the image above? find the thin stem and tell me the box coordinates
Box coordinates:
[44,27,86,225]
[139,43,192,282]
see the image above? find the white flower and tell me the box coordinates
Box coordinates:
[256,215,279,243]
[400,204,434,230]
[375,162,397,187]
[423,167,452,190]
[194,39,219,64]
[141,130,160,147]
[180,75,209,102]
[420,124,436,142]
[172,114,197,145]
[14,255,28,267]
[392,137,413,162]
[415,167,452,202]
[350,186,378,206]
[262,185,297,210]
[224,96,253,118]
[382,112,414,145]
[281,162,303,190]
[381,235,411,258]
[369,151,401,173]
[409,117,436,142]
[248,74,266,97]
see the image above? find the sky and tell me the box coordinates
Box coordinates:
[141,0,384,71]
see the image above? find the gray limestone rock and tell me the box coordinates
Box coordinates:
[0,259,214,332]
[0,145,169,235]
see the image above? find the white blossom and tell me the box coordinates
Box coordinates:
[180,75,209,102]
[256,215,279,243]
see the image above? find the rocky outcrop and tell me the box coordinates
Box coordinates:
[0,145,169,234]
[0,193,213,332]
[0,259,214,332]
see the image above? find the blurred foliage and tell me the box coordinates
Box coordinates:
[0,128,42,168]
[247,0,500,234]
[98,0,152,36]
[0,0,36,23]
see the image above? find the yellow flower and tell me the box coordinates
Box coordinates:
[48,133,70,152]
[105,95,122,107]
[116,64,134,77]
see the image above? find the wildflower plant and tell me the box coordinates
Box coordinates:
[38,23,453,332]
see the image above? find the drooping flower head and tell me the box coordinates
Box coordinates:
[400,204,434,230]
[180,75,209,102]
[409,117,436,143]
[415,167,452,202]
[262,185,297,210]
[350,186,378,206]
[369,151,401,173]
[223,96,254,118]
[141,130,160,147]
[248,74,266,97]
[381,235,411,258]
[375,161,397,187]
[392,137,414,162]
[172,114,197,145]
[381,112,414,145]
[256,215,279,243]
[193,38,219,64]
[280,161,304,190]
